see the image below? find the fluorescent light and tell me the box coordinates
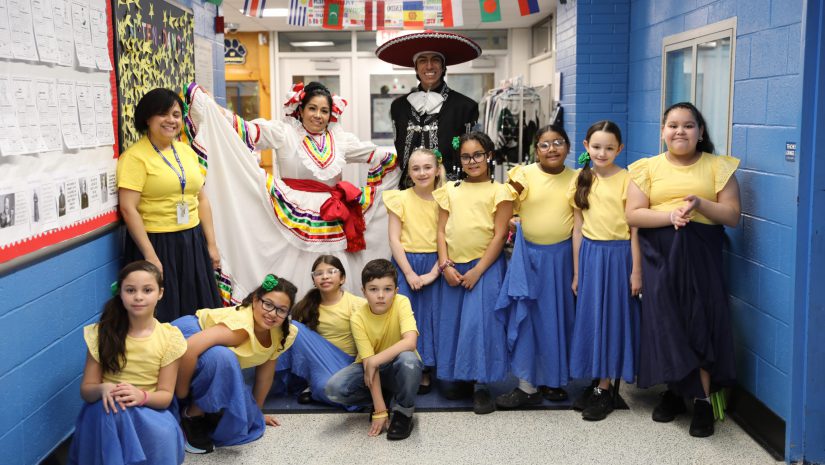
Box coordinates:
[290,41,335,47]
[238,8,289,17]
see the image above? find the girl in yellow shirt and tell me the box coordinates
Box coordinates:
[172,274,298,454]
[69,261,187,465]
[626,102,740,438]
[434,132,514,414]
[494,124,577,410]
[568,120,641,422]
[286,255,364,408]
[384,148,443,393]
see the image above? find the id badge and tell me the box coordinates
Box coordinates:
[176,201,189,225]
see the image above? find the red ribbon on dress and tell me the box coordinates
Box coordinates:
[281,178,366,252]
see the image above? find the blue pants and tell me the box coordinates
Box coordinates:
[325,352,422,417]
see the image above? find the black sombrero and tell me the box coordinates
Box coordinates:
[375,30,482,67]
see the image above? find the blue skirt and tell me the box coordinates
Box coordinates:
[436,255,508,383]
[393,252,440,367]
[68,400,184,465]
[171,315,264,447]
[280,321,356,408]
[569,238,639,383]
[496,227,575,388]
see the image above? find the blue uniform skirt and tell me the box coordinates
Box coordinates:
[124,224,222,323]
[496,227,575,388]
[279,321,356,408]
[436,254,508,383]
[637,224,736,398]
[68,400,184,465]
[171,315,264,447]
[393,252,440,367]
[569,238,639,383]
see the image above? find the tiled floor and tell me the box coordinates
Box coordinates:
[183,384,783,465]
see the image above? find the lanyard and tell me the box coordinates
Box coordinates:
[151,141,186,197]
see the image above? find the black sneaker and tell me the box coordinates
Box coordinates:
[689,399,715,437]
[473,389,496,415]
[180,414,215,454]
[572,380,598,411]
[652,390,687,423]
[386,412,414,440]
[540,386,569,402]
[582,386,614,421]
[495,388,543,409]
[297,389,313,404]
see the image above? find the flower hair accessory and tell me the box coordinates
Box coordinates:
[578,151,591,165]
[283,82,348,123]
[451,136,461,150]
[261,274,279,291]
[433,149,443,163]
[110,281,119,297]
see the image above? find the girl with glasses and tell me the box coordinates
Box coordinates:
[171,274,298,454]
[433,132,515,414]
[69,261,186,465]
[284,255,365,408]
[494,124,578,410]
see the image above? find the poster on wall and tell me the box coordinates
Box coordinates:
[113,0,195,149]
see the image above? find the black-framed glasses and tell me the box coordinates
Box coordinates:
[311,268,341,278]
[537,140,566,151]
[261,299,290,318]
[459,151,488,164]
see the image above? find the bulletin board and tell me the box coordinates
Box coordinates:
[0,0,120,267]
[113,0,195,149]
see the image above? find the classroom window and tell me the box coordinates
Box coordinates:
[531,16,552,57]
[662,19,735,154]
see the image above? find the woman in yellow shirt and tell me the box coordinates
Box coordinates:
[626,102,740,438]
[118,88,222,322]
[384,148,444,393]
[172,274,298,454]
[285,255,365,407]
[69,261,187,465]
[434,132,514,414]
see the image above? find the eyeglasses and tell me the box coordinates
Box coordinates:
[311,268,341,278]
[459,151,488,164]
[537,140,566,151]
[261,299,290,318]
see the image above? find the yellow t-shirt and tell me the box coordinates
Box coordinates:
[84,319,186,392]
[350,294,419,363]
[383,189,438,253]
[117,136,204,232]
[317,291,366,357]
[509,164,576,245]
[196,305,298,369]
[568,169,631,240]
[628,153,740,225]
[433,181,515,263]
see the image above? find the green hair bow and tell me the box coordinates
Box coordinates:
[451,136,461,150]
[578,151,591,165]
[261,274,279,291]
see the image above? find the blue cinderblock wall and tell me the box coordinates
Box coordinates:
[0,2,226,463]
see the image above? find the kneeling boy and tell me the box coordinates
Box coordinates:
[325,259,423,440]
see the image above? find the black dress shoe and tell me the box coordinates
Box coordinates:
[386,412,414,440]
[473,389,495,414]
[689,400,715,437]
[652,390,687,423]
[297,390,313,404]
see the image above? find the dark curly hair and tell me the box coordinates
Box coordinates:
[237,275,298,350]
[456,131,495,185]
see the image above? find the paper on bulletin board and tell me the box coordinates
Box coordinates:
[194,36,214,95]
[8,0,39,61]
[0,0,13,59]
[31,0,60,64]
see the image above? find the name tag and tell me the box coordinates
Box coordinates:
[176,201,190,225]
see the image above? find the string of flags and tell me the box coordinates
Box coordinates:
[249,0,542,28]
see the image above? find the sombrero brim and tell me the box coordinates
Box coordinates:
[376,31,482,67]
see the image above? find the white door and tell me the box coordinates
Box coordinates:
[277,57,354,134]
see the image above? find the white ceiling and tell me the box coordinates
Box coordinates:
[220,0,556,32]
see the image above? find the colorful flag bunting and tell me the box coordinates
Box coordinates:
[384,0,405,29]
[403,1,424,29]
[242,0,267,18]
[442,0,463,27]
[288,0,309,26]
[517,0,540,16]
[478,0,501,22]
[323,0,345,29]
[365,1,386,30]
[424,0,442,27]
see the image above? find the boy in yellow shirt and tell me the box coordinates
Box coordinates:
[325,259,422,440]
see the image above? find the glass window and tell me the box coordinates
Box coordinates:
[291,75,341,96]
[462,29,508,51]
[446,74,495,104]
[278,31,351,52]
[357,31,377,52]
[225,81,260,121]
[662,20,735,153]
[531,17,552,57]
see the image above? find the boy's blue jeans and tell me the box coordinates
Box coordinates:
[325,351,422,417]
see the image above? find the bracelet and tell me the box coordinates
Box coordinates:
[138,390,149,406]
[371,409,389,421]
[438,259,454,273]
[669,210,676,225]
